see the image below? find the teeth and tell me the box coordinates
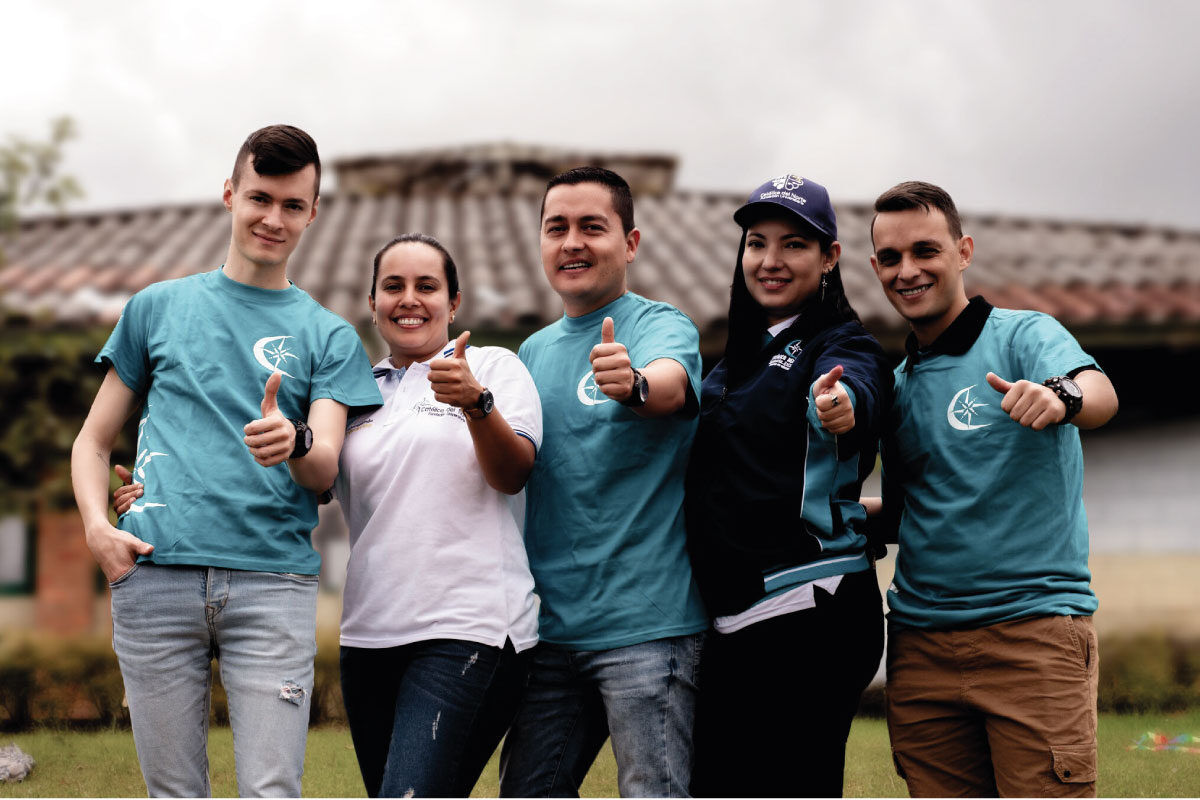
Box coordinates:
[897,285,931,297]
[560,262,589,270]
[394,317,424,325]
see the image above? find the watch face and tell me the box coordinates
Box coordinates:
[303,426,314,449]
[1060,378,1083,399]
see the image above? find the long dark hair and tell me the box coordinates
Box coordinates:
[723,213,860,386]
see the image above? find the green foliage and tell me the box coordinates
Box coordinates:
[0,631,346,731]
[0,318,132,514]
[0,116,83,255]
[1099,633,1200,713]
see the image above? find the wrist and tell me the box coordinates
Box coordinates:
[620,369,649,407]
[288,419,313,458]
[466,387,494,420]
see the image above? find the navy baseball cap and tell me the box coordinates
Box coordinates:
[733,174,838,241]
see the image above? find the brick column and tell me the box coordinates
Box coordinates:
[34,508,96,636]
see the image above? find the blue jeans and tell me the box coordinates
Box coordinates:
[340,639,531,798]
[499,633,704,798]
[110,563,318,798]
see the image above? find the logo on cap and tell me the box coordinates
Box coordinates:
[771,174,804,191]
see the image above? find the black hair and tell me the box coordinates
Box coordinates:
[370,233,461,300]
[540,166,635,234]
[724,212,861,386]
[231,124,321,199]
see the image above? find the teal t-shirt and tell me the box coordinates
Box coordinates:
[884,304,1100,629]
[98,268,382,574]
[518,292,708,649]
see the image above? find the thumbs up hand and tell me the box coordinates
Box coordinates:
[812,364,855,435]
[589,316,636,402]
[429,331,486,410]
[985,371,1063,430]
[243,371,296,466]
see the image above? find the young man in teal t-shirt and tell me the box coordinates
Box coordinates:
[498,168,707,798]
[71,125,381,797]
[868,181,1119,797]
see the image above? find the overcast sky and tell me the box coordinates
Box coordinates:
[4,0,1197,229]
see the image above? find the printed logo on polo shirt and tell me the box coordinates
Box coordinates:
[768,340,803,371]
[252,335,300,378]
[947,384,992,431]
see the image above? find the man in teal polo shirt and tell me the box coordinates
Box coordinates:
[868,181,1118,797]
[499,167,707,798]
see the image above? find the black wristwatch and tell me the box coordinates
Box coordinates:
[1042,376,1083,424]
[467,388,495,420]
[289,419,313,459]
[620,368,649,408]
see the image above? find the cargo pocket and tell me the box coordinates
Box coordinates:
[1050,744,1096,785]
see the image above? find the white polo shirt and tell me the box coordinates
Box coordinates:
[335,345,543,652]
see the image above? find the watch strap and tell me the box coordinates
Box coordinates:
[288,418,312,459]
[620,368,649,408]
[1042,376,1083,424]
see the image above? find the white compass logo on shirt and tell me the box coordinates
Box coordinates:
[127,413,167,515]
[947,384,991,431]
[577,370,611,405]
[252,335,299,377]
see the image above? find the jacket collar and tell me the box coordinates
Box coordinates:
[903,296,993,372]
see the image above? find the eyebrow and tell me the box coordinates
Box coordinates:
[245,188,310,206]
[381,273,441,282]
[542,213,610,227]
[747,231,809,240]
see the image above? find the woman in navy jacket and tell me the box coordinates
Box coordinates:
[686,175,891,798]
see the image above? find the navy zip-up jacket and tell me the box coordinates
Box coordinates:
[685,306,892,617]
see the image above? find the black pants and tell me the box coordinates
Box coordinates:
[690,568,885,798]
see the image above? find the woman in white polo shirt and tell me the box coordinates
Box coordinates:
[111,232,541,796]
[335,233,542,797]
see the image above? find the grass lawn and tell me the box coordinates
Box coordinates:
[2,711,1198,797]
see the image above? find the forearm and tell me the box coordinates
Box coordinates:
[1072,368,1118,429]
[466,409,536,495]
[632,358,689,418]
[71,430,117,532]
[286,441,340,492]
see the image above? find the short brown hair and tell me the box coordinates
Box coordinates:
[231,125,321,199]
[871,180,962,243]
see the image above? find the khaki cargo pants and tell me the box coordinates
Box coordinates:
[886,614,1098,797]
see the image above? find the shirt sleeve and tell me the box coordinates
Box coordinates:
[1014,313,1100,381]
[628,305,703,407]
[475,348,543,452]
[96,289,153,394]
[310,322,384,414]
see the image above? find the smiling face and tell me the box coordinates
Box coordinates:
[223,156,318,272]
[870,207,973,345]
[540,182,640,317]
[369,241,461,367]
[741,217,839,325]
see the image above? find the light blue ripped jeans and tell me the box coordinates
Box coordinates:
[110,563,318,798]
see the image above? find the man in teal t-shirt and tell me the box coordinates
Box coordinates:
[499,168,707,798]
[868,181,1119,798]
[71,126,381,797]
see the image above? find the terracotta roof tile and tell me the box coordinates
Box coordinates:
[2,147,1197,351]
